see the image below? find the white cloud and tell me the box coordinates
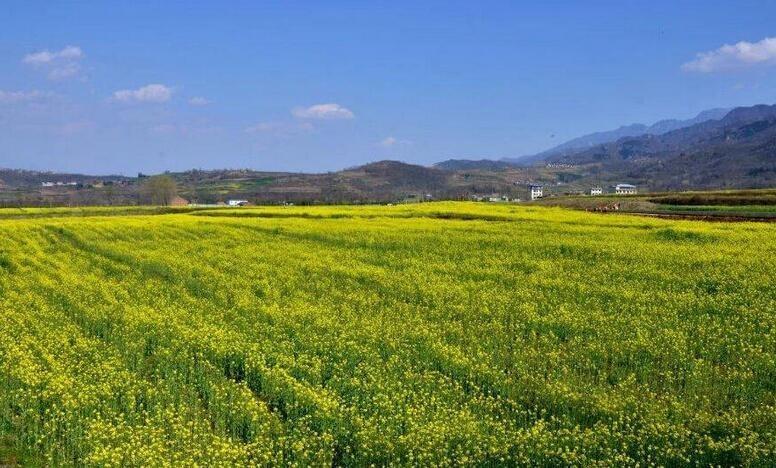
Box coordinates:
[48,62,81,80]
[188,96,210,106]
[377,136,411,148]
[682,37,776,73]
[112,84,173,103]
[22,46,85,80]
[23,45,84,65]
[58,46,84,60]
[0,90,51,104]
[379,136,397,147]
[292,103,354,120]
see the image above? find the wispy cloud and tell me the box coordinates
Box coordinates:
[245,121,314,136]
[292,103,354,120]
[245,122,281,133]
[112,84,173,103]
[682,37,776,73]
[22,45,83,65]
[0,90,51,104]
[188,96,210,106]
[377,136,411,148]
[48,62,81,80]
[22,46,85,80]
[379,136,397,148]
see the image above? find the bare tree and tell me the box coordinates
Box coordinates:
[103,185,116,206]
[141,175,178,205]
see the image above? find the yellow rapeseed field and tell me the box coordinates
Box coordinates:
[0,202,774,465]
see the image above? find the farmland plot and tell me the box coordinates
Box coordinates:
[0,203,774,465]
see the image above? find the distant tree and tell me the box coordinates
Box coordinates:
[141,175,178,205]
[103,185,116,206]
[187,169,203,204]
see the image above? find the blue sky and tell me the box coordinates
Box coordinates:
[1,1,776,175]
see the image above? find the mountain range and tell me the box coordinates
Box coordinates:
[435,104,776,190]
[1,104,775,206]
[504,107,731,164]
[543,104,776,189]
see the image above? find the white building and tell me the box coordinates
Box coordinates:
[590,187,603,196]
[615,184,637,195]
[227,199,250,207]
[529,184,543,200]
[488,195,509,202]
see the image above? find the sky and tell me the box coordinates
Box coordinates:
[2,1,776,175]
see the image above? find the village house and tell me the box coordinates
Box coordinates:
[529,184,543,200]
[227,199,250,207]
[615,184,637,195]
[488,195,510,202]
[590,187,603,196]
[169,196,189,206]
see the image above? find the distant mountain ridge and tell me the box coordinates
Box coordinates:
[0,168,129,187]
[433,159,517,171]
[503,107,731,164]
[431,104,775,191]
[548,103,776,189]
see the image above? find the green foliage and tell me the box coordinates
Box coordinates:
[0,251,13,272]
[0,203,773,465]
[649,189,776,206]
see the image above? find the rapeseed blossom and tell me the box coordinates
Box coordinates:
[0,203,773,465]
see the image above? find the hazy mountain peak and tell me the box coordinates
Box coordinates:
[504,107,732,164]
